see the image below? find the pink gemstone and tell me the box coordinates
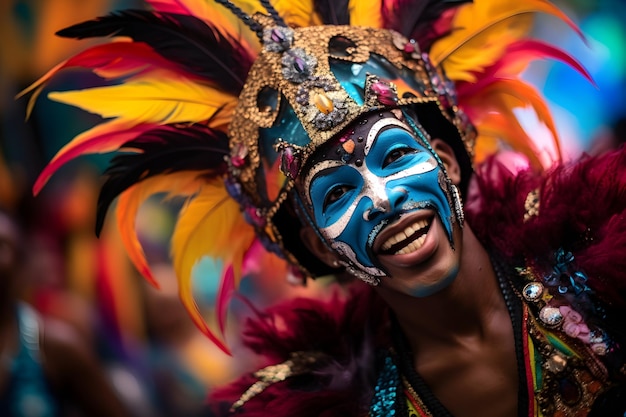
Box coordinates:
[232,155,245,167]
[563,322,580,338]
[280,146,300,178]
[232,143,248,167]
[403,43,414,53]
[245,207,265,227]
[371,81,396,106]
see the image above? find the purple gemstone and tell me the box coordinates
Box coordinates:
[293,57,306,73]
[271,28,285,43]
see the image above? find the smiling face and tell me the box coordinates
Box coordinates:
[295,111,463,294]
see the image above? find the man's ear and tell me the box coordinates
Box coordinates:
[431,138,461,185]
[300,225,341,268]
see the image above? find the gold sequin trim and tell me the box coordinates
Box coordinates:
[230,351,328,412]
[524,188,540,221]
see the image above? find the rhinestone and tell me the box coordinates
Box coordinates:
[546,353,567,373]
[522,282,544,302]
[559,377,582,405]
[370,81,396,106]
[539,306,563,327]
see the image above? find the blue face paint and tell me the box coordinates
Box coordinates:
[303,117,455,276]
[409,265,459,297]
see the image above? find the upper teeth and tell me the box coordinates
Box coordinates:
[381,219,429,251]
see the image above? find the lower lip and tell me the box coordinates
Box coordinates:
[377,218,439,267]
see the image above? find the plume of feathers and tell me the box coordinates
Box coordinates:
[96,124,230,235]
[429,0,590,167]
[467,146,626,357]
[55,10,254,93]
[381,0,469,45]
[209,283,388,416]
[25,0,592,356]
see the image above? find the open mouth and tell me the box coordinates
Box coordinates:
[379,217,432,255]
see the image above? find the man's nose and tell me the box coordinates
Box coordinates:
[362,185,407,221]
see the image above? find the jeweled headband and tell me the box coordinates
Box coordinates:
[225,13,475,275]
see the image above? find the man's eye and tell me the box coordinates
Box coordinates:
[324,185,352,208]
[383,147,415,167]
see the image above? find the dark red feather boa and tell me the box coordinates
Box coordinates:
[467,147,626,311]
[209,147,626,415]
[209,284,388,416]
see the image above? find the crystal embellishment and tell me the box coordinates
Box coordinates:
[539,306,564,327]
[522,282,544,302]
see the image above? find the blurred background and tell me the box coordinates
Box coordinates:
[0,0,624,416]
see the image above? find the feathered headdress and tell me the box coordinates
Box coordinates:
[23,0,590,353]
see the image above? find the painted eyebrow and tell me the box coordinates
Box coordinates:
[304,159,345,206]
[364,118,413,155]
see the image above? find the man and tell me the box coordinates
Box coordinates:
[27,0,625,415]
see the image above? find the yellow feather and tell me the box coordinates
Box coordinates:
[272,0,322,27]
[430,0,573,81]
[47,69,236,126]
[149,0,262,51]
[349,0,383,28]
[116,171,207,287]
[172,179,254,278]
[171,179,255,350]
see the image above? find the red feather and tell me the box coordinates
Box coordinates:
[217,264,235,335]
[33,122,156,195]
[145,0,192,15]
[485,39,595,86]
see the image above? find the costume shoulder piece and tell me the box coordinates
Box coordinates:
[467,148,626,414]
[209,283,388,416]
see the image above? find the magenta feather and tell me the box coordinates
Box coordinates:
[486,39,595,87]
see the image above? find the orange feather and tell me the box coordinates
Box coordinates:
[115,171,207,288]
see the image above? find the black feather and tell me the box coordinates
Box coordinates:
[384,0,470,46]
[314,0,350,25]
[56,10,254,94]
[95,124,229,236]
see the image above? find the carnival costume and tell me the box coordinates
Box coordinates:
[25,0,625,415]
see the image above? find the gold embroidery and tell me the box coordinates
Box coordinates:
[230,351,327,411]
[524,188,540,221]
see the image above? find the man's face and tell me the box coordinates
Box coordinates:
[297,112,462,296]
